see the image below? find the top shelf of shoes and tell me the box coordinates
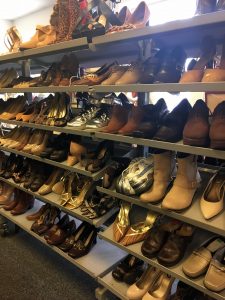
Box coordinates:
[1,11,225,65]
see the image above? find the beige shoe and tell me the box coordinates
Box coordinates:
[0,184,14,205]
[101,66,128,85]
[31,131,52,156]
[38,168,63,195]
[204,246,225,292]
[126,266,162,300]
[142,273,174,300]
[23,130,42,153]
[162,155,201,211]
[183,237,225,278]
[200,168,225,220]
[115,62,143,85]
[140,151,176,203]
[20,25,53,50]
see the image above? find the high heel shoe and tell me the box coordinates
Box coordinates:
[142,273,174,300]
[26,203,51,221]
[53,93,72,127]
[38,168,64,195]
[4,26,22,52]
[120,211,159,246]
[44,214,70,241]
[68,224,97,258]
[59,173,77,206]
[126,266,162,300]
[113,202,132,242]
[67,138,87,166]
[31,131,52,156]
[47,220,76,246]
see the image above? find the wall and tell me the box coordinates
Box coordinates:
[13,6,53,42]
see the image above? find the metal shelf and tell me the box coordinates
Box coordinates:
[0,146,108,181]
[98,272,128,300]
[99,225,225,300]
[92,82,225,93]
[95,132,225,160]
[93,11,225,51]
[97,185,225,237]
[0,177,118,227]
[0,38,88,64]
[0,86,89,94]
[0,202,125,278]
[0,119,93,137]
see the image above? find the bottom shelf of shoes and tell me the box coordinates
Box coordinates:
[0,201,126,279]
[98,272,128,300]
[0,177,118,227]
[99,225,225,300]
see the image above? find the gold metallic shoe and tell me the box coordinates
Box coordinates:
[113,202,132,242]
[120,211,159,246]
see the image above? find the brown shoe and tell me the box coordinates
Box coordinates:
[118,106,146,135]
[0,184,15,205]
[183,99,210,146]
[101,105,130,133]
[26,203,51,221]
[210,101,225,149]
[11,193,34,215]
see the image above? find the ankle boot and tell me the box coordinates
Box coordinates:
[37,26,56,47]
[11,194,34,215]
[0,184,14,205]
[195,0,217,15]
[162,155,201,211]
[140,151,176,203]
[118,106,146,135]
[101,105,131,133]
[20,25,54,50]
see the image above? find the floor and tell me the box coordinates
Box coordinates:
[0,227,103,300]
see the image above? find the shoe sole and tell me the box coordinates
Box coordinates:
[210,139,225,149]
[183,137,209,147]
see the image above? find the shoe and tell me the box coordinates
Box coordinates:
[112,255,144,284]
[67,105,100,129]
[217,0,225,11]
[26,203,51,221]
[0,184,15,205]
[180,36,216,83]
[115,62,143,85]
[169,281,198,300]
[31,131,52,156]
[204,246,225,292]
[142,273,174,300]
[154,46,187,83]
[4,26,22,52]
[157,223,195,267]
[44,214,70,240]
[162,155,201,211]
[118,106,146,135]
[20,25,55,50]
[38,168,64,195]
[200,168,225,219]
[67,137,86,166]
[113,202,131,242]
[209,101,225,149]
[140,151,176,203]
[120,212,159,246]
[101,105,130,133]
[11,193,34,215]
[153,99,192,142]
[183,99,210,146]
[47,220,76,245]
[195,0,217,15]
[101,66,128,85]
[126,266,162,300]
[68,225,97,258]
[85,105,112,130]
[183,236,225,278]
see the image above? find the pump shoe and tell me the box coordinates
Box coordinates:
[210,101,225,149]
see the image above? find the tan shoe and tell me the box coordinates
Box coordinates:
[200,168,225,220]
[0,184,14,205]
[162,155,201,211]
[183,237,225,278]
[115,62,143,85]
[20,25,53,50]
[127,1,150,29]
[101,105,130,133]
[101,66,128,85]
[38,168,63,195]
[31,131,52,156]
[37,26,56,47]
[113,202,131,242]
[23,130,42,153]
[204,246,225,292]
[140,151,176,203]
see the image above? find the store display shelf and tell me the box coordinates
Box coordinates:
[93,11,225,50]
[0,146,108,180]
[99,225,225,300]
[0,38,88,64]
[0,203,126,278]
[98,272,128,300]
[95,132,225,160]
[0,86,89,94]
[0,119,93,137]
[97,186,225,237]
[92,82,225,93]
[0,177,118,227]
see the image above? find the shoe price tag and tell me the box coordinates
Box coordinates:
[207,239,225,253]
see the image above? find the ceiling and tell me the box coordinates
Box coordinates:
[0,0,55,20]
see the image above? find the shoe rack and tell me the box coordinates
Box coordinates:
[1,8,225,300]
